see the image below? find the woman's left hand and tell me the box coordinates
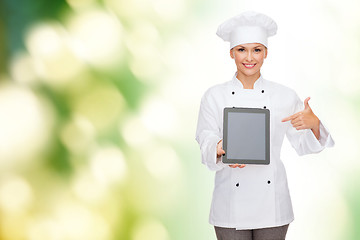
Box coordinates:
[281,97,320,139]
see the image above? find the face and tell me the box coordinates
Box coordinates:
[230,43,267,78]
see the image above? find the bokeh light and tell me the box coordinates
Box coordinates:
[90,146,127,185]
[139,96,179,138]
[0,84,52,168]
[72,84,125,131]
[0,175,33,213]
[25,22,85,86]
[60,114,96,154]
[67,9,123,69]
[10,52,38,85]
[132,218,169,240]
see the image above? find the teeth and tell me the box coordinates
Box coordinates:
[244,64,255,67]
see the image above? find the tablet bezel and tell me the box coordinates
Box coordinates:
[223,107,270,165]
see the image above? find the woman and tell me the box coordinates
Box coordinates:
[195,11,334,240]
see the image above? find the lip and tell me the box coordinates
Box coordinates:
[242,63,256,69]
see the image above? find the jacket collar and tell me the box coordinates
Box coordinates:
[232,73,264,90]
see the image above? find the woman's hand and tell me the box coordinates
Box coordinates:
[281,97,320,139]
[217,140,246,168]
[229,164,246,168]
[216,139,225,158]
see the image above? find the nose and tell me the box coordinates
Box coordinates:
[246,51,253,61]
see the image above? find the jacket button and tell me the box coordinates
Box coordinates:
[267,181,271,184]
[232,91,235,95]
[263,106,266,109]
[261,90,265,93]
[236,183,239,187]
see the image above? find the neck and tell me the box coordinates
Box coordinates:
[236,71,261,89]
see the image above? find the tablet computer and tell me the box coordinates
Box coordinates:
[223,107,270,165]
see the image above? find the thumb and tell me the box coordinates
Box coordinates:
[304,97,311,110]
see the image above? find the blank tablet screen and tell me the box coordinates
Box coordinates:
[223,108,270,164]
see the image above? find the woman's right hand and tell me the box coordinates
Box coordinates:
[217,140,246,168]
[229,164,246,168]
[216,139,225,158]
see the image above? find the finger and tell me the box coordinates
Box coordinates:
[292,123,305,130]
[304,97,311,110]
[292,121,304,128]
[290,117,302,125]
[295,125,308,130]
[217,142,225,156]
[238,164,246,168]
[282,114,296,122]
[291,117,304,125]
[217,150,225,158]
[282,112,301,122]
[229,164,239,168]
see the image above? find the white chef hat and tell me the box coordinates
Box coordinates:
[216,11,278,49]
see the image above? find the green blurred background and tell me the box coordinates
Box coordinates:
[0,0,359,239]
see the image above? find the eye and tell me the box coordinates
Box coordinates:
[254,48,262,53]
[237,48,245,52]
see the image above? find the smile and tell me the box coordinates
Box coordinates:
[242,63,256,69]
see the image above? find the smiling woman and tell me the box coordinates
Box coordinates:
[195,11,335,240]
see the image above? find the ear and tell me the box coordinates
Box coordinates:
[230,49,234,59]
[264,48,268,59]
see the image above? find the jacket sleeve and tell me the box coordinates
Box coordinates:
[195,92,226,171]
[285,95,335,156]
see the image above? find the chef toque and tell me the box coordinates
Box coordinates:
[216,11,278,49]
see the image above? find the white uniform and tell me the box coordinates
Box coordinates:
[195,75,335,230]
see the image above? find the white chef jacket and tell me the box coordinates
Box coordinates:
[195,74,334,230]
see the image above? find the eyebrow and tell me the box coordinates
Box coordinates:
[237,45,263,49]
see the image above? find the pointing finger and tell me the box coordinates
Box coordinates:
[282,115,294,122]
[282,112,301,122]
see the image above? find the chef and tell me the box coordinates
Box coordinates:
[195,11,335,240]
